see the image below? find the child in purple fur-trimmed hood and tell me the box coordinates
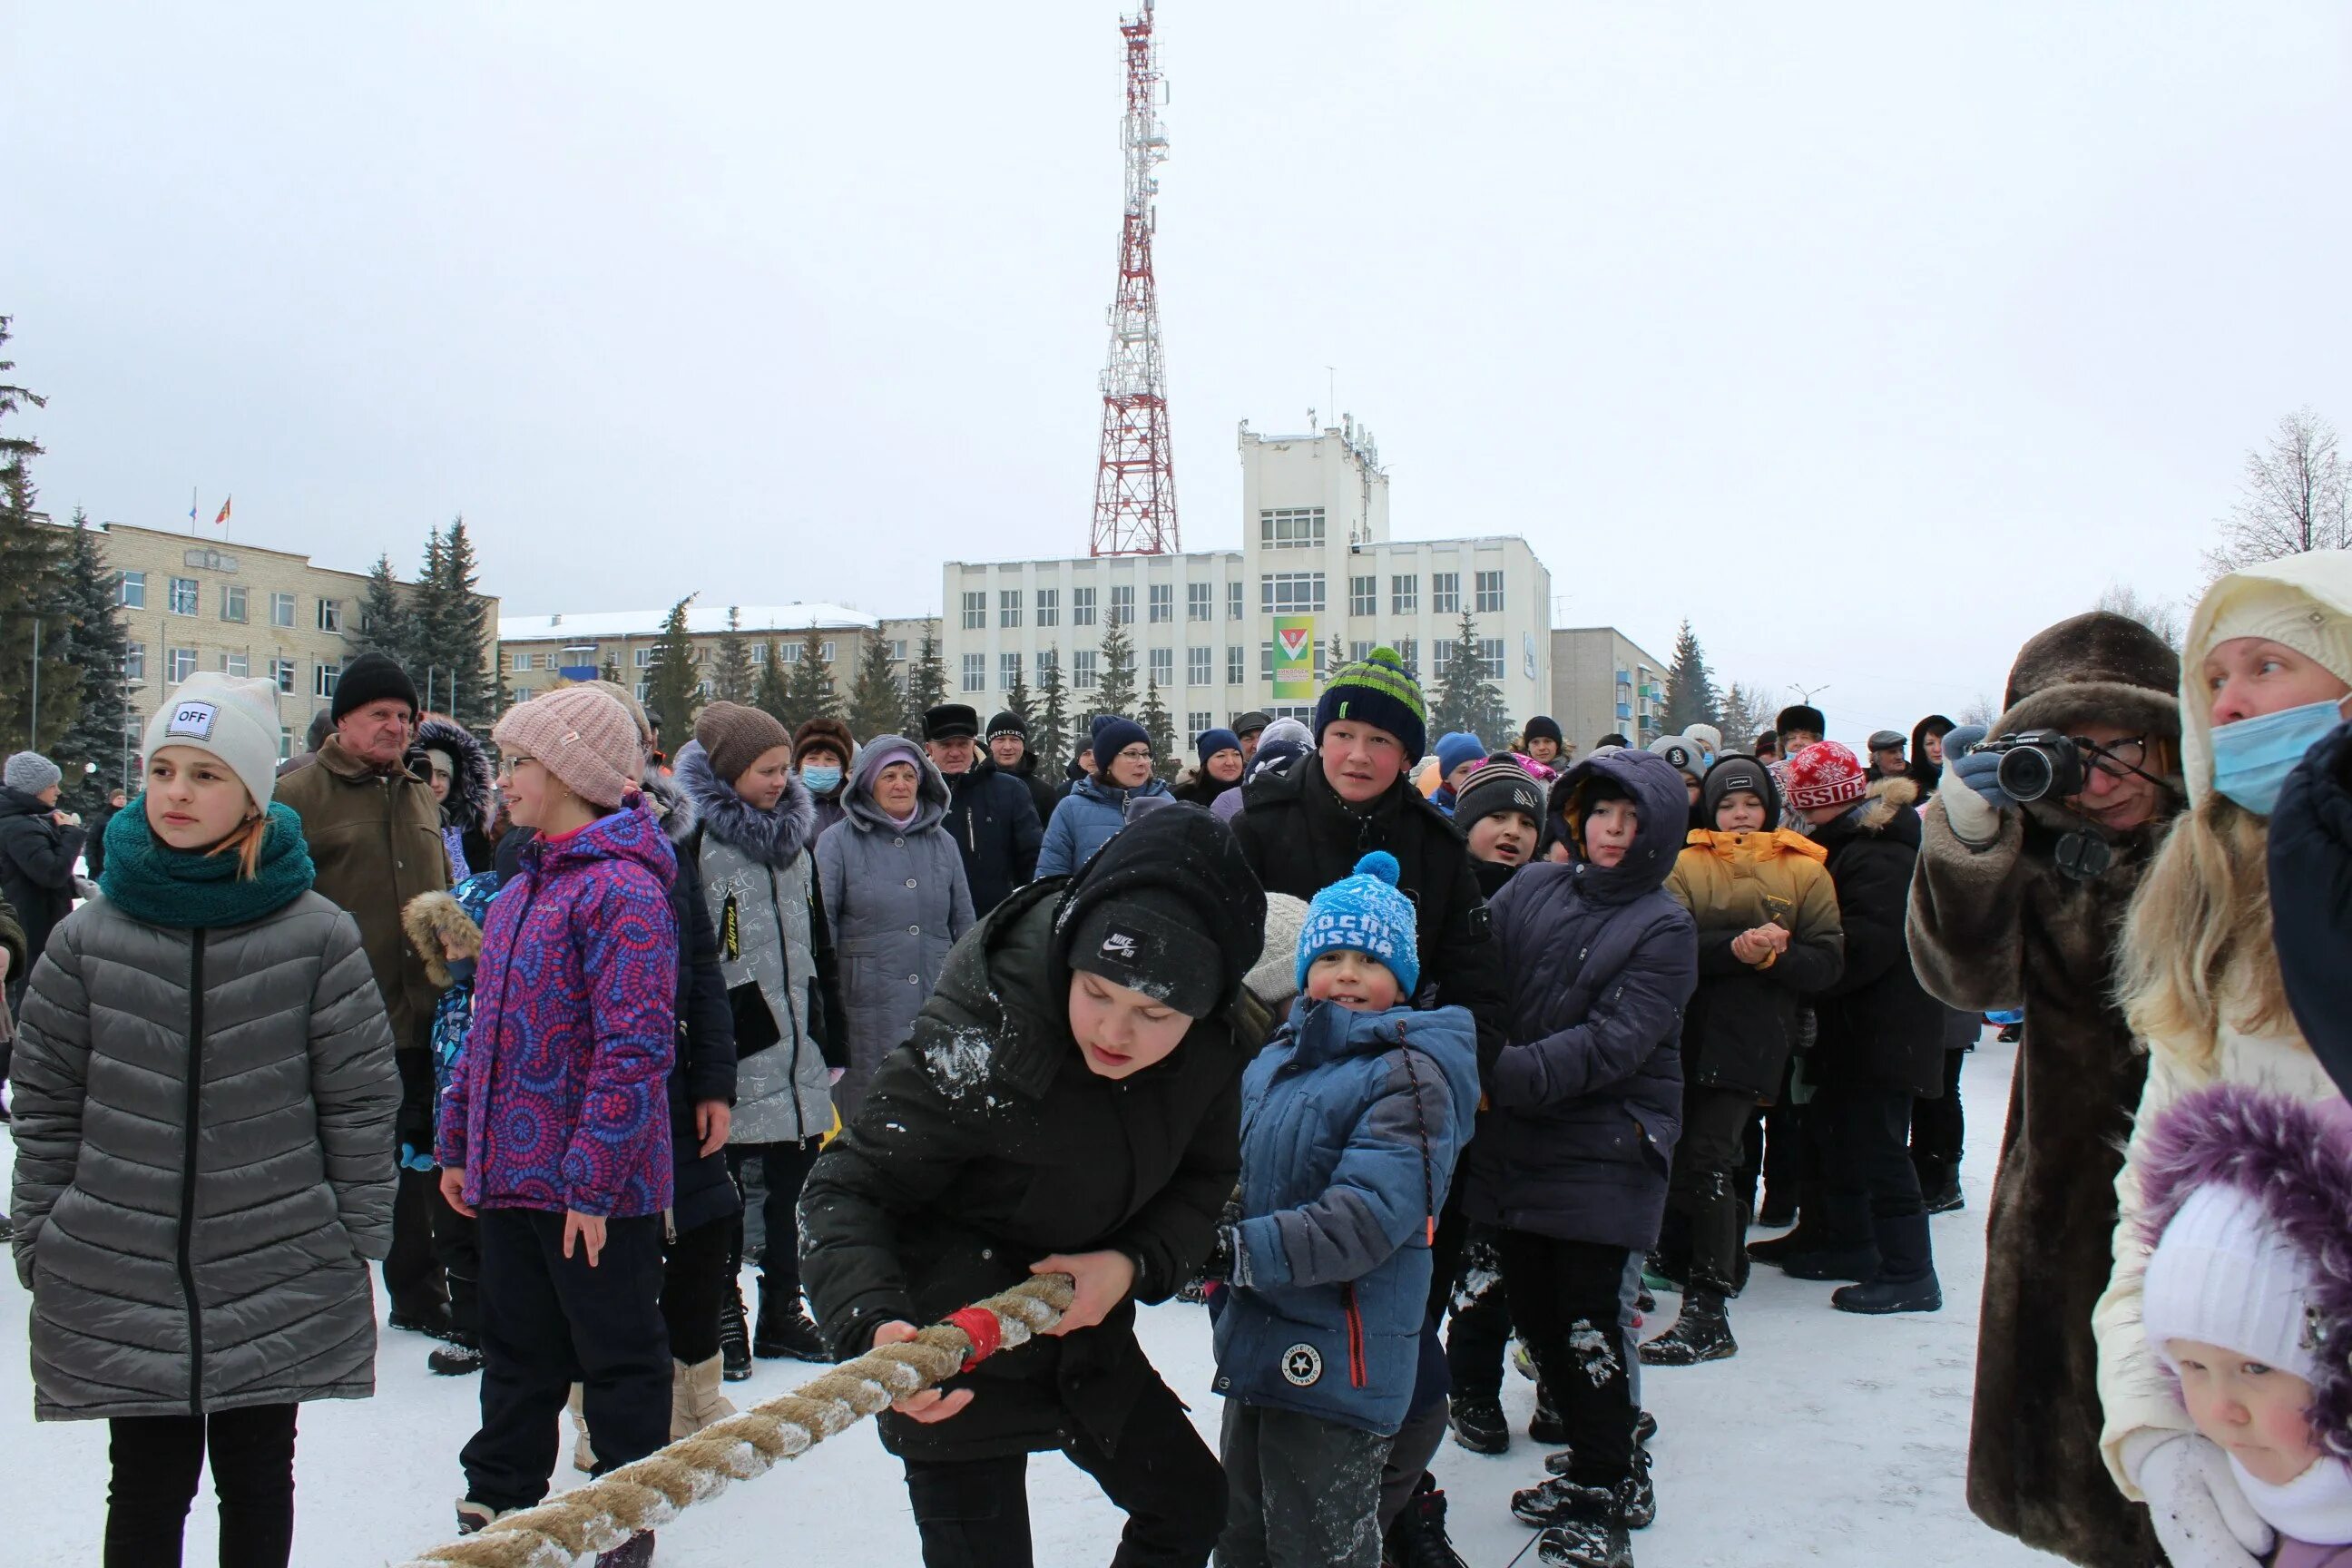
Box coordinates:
[2135,1084,2352,1568]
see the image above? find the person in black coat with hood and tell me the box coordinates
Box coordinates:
[1775,742,1945,1317]
[926,703,1043,916]
[2270,713,2352,1101]
[799,805,1267,1568]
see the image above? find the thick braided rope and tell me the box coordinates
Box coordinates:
[395,1273,1076,1568]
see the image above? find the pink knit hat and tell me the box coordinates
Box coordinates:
[492,686,641,809]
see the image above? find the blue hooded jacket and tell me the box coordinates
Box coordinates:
[1461,748,1699,1252]
[1212,997,1479,1436]
[1035,772,1172,878]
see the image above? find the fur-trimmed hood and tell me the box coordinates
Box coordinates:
[673,739,814,867]
[402,889,482,988]
[1854,772,1919,833]
[409,716,496,835]
[639,766,699,848]
[2136,1083,2352,1457]
[841,733,950,835]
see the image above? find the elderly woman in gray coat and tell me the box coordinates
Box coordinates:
[814,733,973,1122]
[9,672,399,1568]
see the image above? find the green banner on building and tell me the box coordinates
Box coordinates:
[1271,614,1316,700]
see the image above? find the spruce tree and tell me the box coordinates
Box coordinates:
[753,640,792,727]
[1138,674,1176,779]
[1093,612,1137,719]
[0,318,75,755]
[1005,664,1033,733]
[1034,651,1069,772]
[1428,609,1510,743]
[782,626,840,733]
[1662,619,1722,732]
[644,595,702,742]
[903,631,946,732]
[601,653,622,685]
[848,632,906,740]
[52,510,130,807]
[436,517,497,731]
[713,608,756,703]
[351,554,415,671]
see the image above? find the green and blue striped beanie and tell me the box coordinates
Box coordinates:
[1314,645,1428,763]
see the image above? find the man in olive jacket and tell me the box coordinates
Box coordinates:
[275,652,454,1331]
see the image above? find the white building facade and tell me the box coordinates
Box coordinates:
[941,421,1553,754]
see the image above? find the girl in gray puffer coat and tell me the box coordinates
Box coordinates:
[676,704,846,1368]
[814,734,973,1122]
[10,672,399,1568]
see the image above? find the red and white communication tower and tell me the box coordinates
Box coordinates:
[1089,0,1179,557]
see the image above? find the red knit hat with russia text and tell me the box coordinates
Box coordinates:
[1782,740,1869,811]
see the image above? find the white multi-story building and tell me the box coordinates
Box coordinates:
[941,419,1553,754]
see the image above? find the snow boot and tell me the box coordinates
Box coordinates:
[1640,1289,1735,1366]
[1920,1161,1965,1215]
[567,1384,596,1474]
[1623,1440,1657,1530]
[1833,1213,1943,1315]
[594,1533,655,1567]
[1996,1020,2023,1044]
[1545,1409,1658,1476]
[1384,1473,1469,1568]
[1447,1392,1509,1455]
[719,1280,753,1382]
[1529,1387,1566,1446]
[427,1332,485,1377]
[754,1277,828,1362]
[1525,1481,1634,1567]
[671,1354,738,1441]
[388,1299,455,1339]
[1755,1188,1798,1228]
[455,1498,507,1535]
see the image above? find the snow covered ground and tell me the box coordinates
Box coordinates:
[0,1035,2063,1566]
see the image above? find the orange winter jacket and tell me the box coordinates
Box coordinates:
[1662,828,1844,1096]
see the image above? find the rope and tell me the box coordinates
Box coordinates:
[395,1272,1077,1568]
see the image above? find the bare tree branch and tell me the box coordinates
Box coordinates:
[2203,407,2352,582]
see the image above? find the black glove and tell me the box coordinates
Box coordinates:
[1200,1225,1238,1285]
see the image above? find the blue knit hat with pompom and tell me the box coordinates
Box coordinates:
[1295,849,1421,996]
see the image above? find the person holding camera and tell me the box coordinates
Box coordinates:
[2096,553,2352,1568]
[1905,612,2181,1568]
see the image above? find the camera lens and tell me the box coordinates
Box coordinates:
[1996,746,2054,802]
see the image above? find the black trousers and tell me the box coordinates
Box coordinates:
[385,1048,448,1317]
[105,1403,299,1568]
[730,1136,823,1294]
[1814,1081,1928,1270]
[462,1208,671,1512]
[1669,1084,1760,1294]
[429,1190,480,1343]
[664,1212,733,1365]
[899,1372,1224,1568]
[1908,1048,1966,1181]
[1218,1402,1387,1568]
[1443,1226,1513,1400]
[1495,1230,1638,1490]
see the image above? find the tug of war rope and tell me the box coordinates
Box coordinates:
[397,1273,1078,1568]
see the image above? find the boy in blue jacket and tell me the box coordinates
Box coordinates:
[1208,851,1481,1568]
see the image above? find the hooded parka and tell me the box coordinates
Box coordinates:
[1461,750,1700,1253]
[1806,777,1945,1100]
[0,784,85,996]
[676,741,844,1146]
[11,886,400,1420]
[1905,610,2180,1568]
[799,804,1267,1463]
[1035,773,1172,878]
[814,738,975,1122]
[408,716,499,878]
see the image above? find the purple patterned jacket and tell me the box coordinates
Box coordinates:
[437,801,679,1218]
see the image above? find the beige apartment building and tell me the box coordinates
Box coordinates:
[90,519,497,784]
[1550,626,1673,755]
[496,604,942,719]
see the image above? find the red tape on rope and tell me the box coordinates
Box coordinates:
[945,1306,1004,1367]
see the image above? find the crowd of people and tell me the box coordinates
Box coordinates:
[3,553,2352,1568]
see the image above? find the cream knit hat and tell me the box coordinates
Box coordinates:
[143,673,286,811]
[492,686,641,810]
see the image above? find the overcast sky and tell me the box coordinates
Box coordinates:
[9,3,2350,738]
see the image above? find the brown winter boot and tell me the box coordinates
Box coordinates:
[670,1354,739,1440]
[567,1383,596,1473]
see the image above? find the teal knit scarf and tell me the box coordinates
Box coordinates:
[98,799,317,930]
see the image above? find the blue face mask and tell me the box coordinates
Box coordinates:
[799,764,843,796]
[2208,699,2346,816]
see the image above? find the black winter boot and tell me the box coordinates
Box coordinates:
[1531,1481,1634,1568]
[1529,1387,1566,1445]
[1832,1213,1943,1315]
[1447,1392,1509,1455]
[1384,1473,1469,1568]
[1919,1159,1965,1215]
[427,1332,485,1377]
[719,1282,752,1381]
[1639,1289,1735,1366]
[754,1276,828,1361]
[1546,1409,1658,1476]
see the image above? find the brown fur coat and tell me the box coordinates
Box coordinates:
[1905,611,2179,1568]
